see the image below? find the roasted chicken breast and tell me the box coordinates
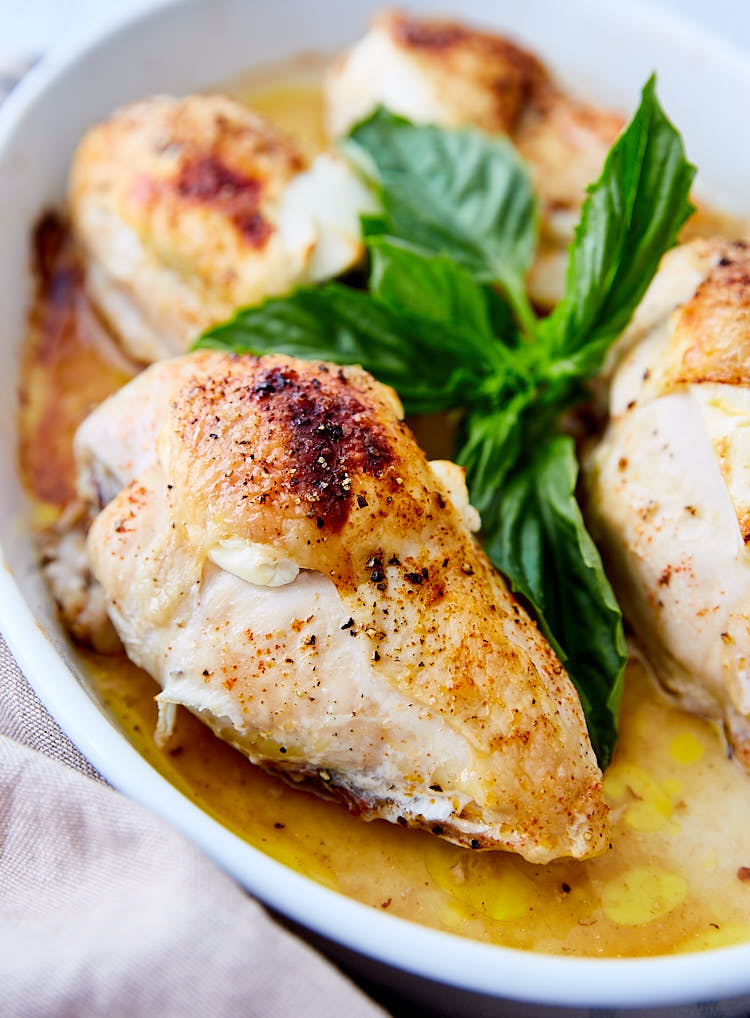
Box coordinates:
[70,94,375,363]
[586,238,750,770]
[76,351,608,862]
[325,10,623,305]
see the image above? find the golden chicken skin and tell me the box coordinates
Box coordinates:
[325,10,623,305]
[75,351,609,863]
[69,94,375,363]
[587,238,750,771]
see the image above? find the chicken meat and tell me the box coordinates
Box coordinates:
[325,10,623,305]
[70,94,375,363]
[75,351,609,862]
[586,238,750,770]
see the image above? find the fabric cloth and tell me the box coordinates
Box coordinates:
[0,633,388,1018]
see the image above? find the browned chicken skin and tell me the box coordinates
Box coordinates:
[70,95,374,362]
[81,352,609,862]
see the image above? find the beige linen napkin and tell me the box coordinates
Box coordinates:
[0,634,388,1018]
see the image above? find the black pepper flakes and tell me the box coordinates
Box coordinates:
[368,555,385,583]
[341,617,354,630]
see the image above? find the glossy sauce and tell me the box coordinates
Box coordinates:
[17,72,750,958]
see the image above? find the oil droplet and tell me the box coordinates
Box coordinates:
[424,842,537,922]
[662,778,683,798]
[603,763,674,832]
[601,866,687,926]
[669,732,704,764]
[464,865,537,922]
[438,899,471,930]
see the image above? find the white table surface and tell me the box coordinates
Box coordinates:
[2,0,750,67]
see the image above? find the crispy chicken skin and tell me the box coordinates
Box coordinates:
[70,95,374,362]
[586,239,750,770]
[77,352,609,862]
[325,10,623,305]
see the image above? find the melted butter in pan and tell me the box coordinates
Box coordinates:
[84,651,750,957]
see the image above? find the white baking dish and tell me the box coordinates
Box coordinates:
[2,1,750,1013]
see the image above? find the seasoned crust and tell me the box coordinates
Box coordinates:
[69,95,306,354]
[664,240,750,388]
[84,351,609,861]
[382,9,549,134]
[71,92,303,257]
[68,94,375,363]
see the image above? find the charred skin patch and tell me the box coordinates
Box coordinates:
[669,244,750,388]
[174,156,271,248]
[389,12,547,131]
[249,365,394,530]
[394,16,469,50]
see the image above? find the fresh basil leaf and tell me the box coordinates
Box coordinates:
[482,435,626,767]
[457,392,530,518]
[368,235,495,339]
[541,75,695,380]
[484,285,522,348]
[195,284,495,416]
[360,212,389,237]
[347,107,538,291]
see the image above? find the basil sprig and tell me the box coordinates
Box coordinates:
[195,77,695,767]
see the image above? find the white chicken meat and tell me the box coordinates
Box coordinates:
[69,94,375,363]
[75,351,609,862]
[586,238,750,770]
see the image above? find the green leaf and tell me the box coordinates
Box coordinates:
[456,392,530,518]
[347,107,538,290]
[360,212,389,237]
[368,235,495,338]
[482,435,626,767]
[195,283,497,416]
[541,75,696,379]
